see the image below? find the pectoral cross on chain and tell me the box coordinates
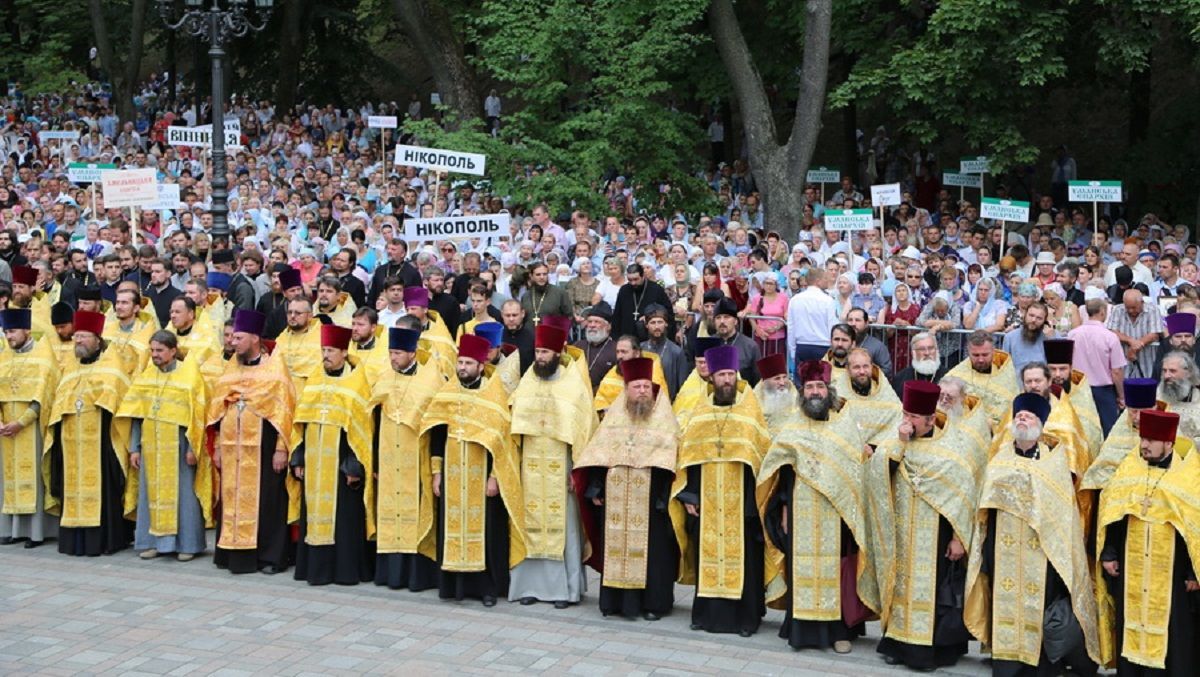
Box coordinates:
[235,396,247,414]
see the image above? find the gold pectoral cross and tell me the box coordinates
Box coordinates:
[1140,495,1153,517]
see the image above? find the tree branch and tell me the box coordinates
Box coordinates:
[707,0,778,157]
[787,0,832,173]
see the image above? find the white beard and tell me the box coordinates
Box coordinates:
[759,386,796,418]
[943,403,964,420]
[1012,420,1043,444]
[912,358,940,376]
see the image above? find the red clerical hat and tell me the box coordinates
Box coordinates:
[902,381,940,416]
[320,324,352,350]
[1139,409,1180,443]
[796,359,831,385]
[757,353,787,381]
[620,357,654,384]
[534,325,566,353]
[458,333,490,364]
[541,314,572,333]
[10,265,37,287]
[73,310,105,336]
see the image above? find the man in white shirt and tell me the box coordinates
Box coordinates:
[1103,241,1154,287]
[787,267,840,364]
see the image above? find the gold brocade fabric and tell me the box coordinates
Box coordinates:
[945,350,1019,431]
[591,353,668,412]
[963,440,1101,667]
[1095,438,1200,668]
[495,351,522,395]
[349,328,390,387]
[671,382,768,594]
[318,293,356,328]
[1081,402,1168,491]
[206,353,299,549]
[862,411,989,635]
[756,403,870,613]
[116,357,212,532]
[49,337,74,371]
[371,358,444,557]
[833,366,904,446]
[201,294,233,339]
[671,372,707,431]
[276,320,323,392]
[420,311,458,377]
[1160,393,1200,446]
[170,322,220,370]
[576,390,679,589]
[420,371,527,569]
[101,313,156,378]
[293,363,375,545]
[1069,371,1103,456]
[520,435,571,559]
[509,355,597,461]
[0,339,57,514]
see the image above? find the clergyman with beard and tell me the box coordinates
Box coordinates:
[838,347,903,447]
[944,330,1019,430]
[758,359,873,653]
[574,357,680,621]
[1158,351,1200,443]
[890,332,948,396]
[753,353,797,431]
[1001,299,1049,377]
[1152,310,1200,380]
[572,301,617,391]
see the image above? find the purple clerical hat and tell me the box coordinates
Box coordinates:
[703,345,739,376]
[232,309,266,336]
[1165,312,1196,337]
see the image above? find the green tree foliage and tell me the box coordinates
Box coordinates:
[0,2,90,94]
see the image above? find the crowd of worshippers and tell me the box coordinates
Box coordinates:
[4,252,1200,675]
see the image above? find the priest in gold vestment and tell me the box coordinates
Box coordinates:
[101,288,156,379]
[507,323,597,607]
[46,302,77,370]
[674,345,769,636]
[371,327,443,591]
[209,310,299,575]
[117,331,210,561]
[46,310,134,556]
[575,357,679,620]
[944,330,1018,431]
[758,359,871,652]
[276,297,323,392]
[838,347,904,447]
[290,324,374,585]
[1081,378,1163,493]
[672,337,721,430]
[424,333,526,607]
[1096,409,1199,675]
[965,393,1101,675]
[865,381,988,669]
[753,353,797,432]
[0,308,58,547]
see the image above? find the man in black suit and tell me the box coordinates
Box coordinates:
[143,257,182,327]
[368,238,421,307]
[330,249,367,309]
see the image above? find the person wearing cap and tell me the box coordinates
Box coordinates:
[1044,338,1104,457]
[290,323,374,586]
[100,287,158,379]
[573,357,680,621]
[189,274,235,342]
[7,265,52,341]
[209,309,299,575]
[1096,409,1200,674]
[613,263,675,343]
[46,301,76,369]
[753,353,797,430]
[1151,310,1199,381]
[404,286,457,378]
[276,296,323,393]
[757,358,868,651]
[369,326,445,591]
[711,296,761,385]
[115,330,209,562]
[213,249,255,312]
[673,345,769,636]
[256,264,299,340]
[945,330,1019,431]
[639,303,688,399]
[592,335,668,414]
[965,393,1101,675]
[572,301,617,391]
[74,284,108,316]
[46,310,134,556]
[1034,251,1058,287]
[0,307,59,548]
[1066,298,1128,437]
[1082,378,1167,492]
[422,332,523,607]
[865,381,987,669]
[507,323,597,608]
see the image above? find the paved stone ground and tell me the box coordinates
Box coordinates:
[0,539,998,676]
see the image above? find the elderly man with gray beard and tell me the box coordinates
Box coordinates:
[753,354,798,432]
[1158,351,1200,444]
[890,332,949,397]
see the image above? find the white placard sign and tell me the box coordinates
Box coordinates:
[101,168,158,208]
[368,115,398,129]
[394,144,486,176]
[1068,180,1122,202]
[870,182,902,207]
[166,126,243,150]
[148,183,181,210]
[402,213,510,243]
[942,172,982,189]
[960,156,990,174]
[196,119,241,132]
[38,130,80,143]
[824,208,875,231]
[980,197,1031,223]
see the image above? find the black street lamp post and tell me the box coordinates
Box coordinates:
[157,0,275,245]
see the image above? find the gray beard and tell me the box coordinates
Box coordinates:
[759,387,794,418]
[943,403,964,420]
[1161,378,1193,403]
[1012,420,1042,444]
[801,393,834,421]
[585,328,610,344]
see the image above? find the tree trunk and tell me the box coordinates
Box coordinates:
[273,0,309,113]
[708,0,832,242]
[87,0,146,124]
[121,0,148,114]
[392,0,481,126]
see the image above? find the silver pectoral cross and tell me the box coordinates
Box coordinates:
[235,396,247,413]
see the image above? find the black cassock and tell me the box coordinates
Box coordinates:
[764,466,864,649]
[981,509,1098,677]
[48,409,132,556]
[1102,519,1197,677]
[585,467,678,618]
[212,416,292,574]
[372,407,439,592]
[428,422,512,602]
[291,431,374,586]
[678,464,765,635]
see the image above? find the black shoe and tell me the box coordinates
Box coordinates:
[23,540,42,549]
[689,623,702,631]
[738,629,754,638]
[481,595,496,607]
[643,612,660,621]
[882,656,900,665]
[553,601,570,609]
[519,596,537,606]
[259,565,285,575]
[0,537,15,545]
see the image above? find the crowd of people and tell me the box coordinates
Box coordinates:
[0,80,1199,674]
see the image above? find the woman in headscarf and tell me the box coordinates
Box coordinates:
[962,276,1009,333]
[882,282,921,372]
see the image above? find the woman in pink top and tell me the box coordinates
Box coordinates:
[748,275,788,357]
